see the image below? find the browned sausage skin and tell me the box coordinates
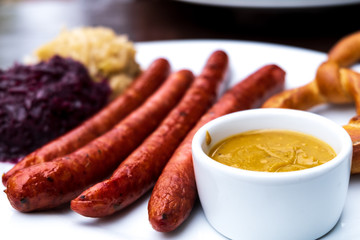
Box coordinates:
[2,58,171,186]
[148,64,286,232]
[5,69,194,212]
[70,50,229,218]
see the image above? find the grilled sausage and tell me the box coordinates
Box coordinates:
[148,64,286,232]
[70,50,229,217]
[2,58,171,186]
[5,69,194,212]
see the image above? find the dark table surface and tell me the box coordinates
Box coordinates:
[1,0,360,68]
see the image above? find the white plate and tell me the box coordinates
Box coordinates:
[1,40,360,240]
[177,0,360,8]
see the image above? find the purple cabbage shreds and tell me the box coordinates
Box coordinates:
[0,55,111,163]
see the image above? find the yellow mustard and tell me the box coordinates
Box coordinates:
[208,129,336,172]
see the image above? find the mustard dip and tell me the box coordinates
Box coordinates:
[208,129,336,172]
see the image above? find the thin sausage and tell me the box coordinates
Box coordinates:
[5,69,193,212]
[2,58,171,186]
[70,50,229,217]
[148,64,286,232]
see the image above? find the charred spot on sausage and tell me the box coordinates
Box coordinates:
[113,203,121,210]
[179,111,187,117]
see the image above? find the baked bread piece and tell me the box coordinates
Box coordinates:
[263,31,360,174]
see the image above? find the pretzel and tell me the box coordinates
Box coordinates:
[262,31,360,174]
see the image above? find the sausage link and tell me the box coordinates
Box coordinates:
[70,50,229,217]
[148,64,286,232]
[5,69,194,212]
[2,58,171,186]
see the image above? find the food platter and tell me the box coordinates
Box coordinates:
[1,40,360,239]
[176,0,360,8]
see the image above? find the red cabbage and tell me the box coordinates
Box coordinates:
[0,55,111,163]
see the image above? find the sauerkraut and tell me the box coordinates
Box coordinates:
[35,27,140,98]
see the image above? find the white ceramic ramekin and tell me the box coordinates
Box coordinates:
[192,108,352,240]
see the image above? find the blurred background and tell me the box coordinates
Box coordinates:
[0,0,359,67]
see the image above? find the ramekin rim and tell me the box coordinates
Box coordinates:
[192,108,353,182]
